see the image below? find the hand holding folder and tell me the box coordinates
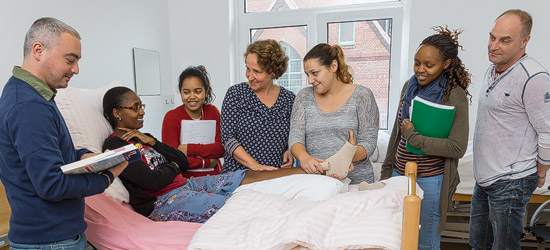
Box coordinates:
[406,96,455,155]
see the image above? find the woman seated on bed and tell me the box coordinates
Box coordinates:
[102,86,311,223]
[380,26,471,249]
[162,65,224,178]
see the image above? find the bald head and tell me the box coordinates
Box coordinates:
[488,10,531,71]
[496,9,532,39]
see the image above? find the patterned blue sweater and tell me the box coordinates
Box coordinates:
[221,82,295,172]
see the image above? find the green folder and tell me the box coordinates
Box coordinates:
[405,96,455,155]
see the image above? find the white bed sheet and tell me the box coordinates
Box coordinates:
[188,176,422,250]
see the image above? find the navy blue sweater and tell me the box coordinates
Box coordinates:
[0,71,110,244]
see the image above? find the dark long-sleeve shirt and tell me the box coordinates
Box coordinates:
[0,67,110,244]
[103,133,189,216]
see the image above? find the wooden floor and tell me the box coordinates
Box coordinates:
[1,181,10,249]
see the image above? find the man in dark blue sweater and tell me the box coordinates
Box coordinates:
[0,17,127,249]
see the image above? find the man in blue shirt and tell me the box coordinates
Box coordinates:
[0,17,127,249]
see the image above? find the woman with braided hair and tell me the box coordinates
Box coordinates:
[380,26,472,249]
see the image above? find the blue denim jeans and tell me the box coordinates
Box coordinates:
[469,172,538,250]
[393,170,443,250]
[9,233,86,250]
[148,170,247,223]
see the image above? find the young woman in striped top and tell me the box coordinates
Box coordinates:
[380,26,471,250]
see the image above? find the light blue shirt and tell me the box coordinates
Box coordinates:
[473,55,550,187]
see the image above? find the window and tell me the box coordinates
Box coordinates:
[275,42,305,94]
[245,0,400,13]
[236,0,408,129]
[338,22,355,45]
[329,19,391,127]
[249,26,307,94]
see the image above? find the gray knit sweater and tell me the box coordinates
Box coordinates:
[288,85,379,184]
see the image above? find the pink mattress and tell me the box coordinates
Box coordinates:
[84,193,201,250]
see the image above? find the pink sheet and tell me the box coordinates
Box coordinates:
[84,193,201,250]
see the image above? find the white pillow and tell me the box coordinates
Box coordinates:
[56,81,130,204]
[105,178,130,204]
[371,130,391,163]
[56,81,120,153]
[233,174,346,201]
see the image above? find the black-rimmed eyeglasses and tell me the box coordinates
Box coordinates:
[119,103,146,112]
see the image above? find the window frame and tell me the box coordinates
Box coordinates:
[235,0,411,130]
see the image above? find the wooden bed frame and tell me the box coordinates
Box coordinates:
[453,193,550,204]
[442,189,550,242]
[402,162,422,250]
[0,181,11,249]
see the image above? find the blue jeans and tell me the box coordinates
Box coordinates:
[148,170,247,223]
[393,170,443,250]
[469,172,537,250]
[9,233,86,250]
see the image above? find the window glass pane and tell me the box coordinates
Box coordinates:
[246,0,400,13]
[328,19,391,129]
[250,26,308,95]
[339,22,355,45]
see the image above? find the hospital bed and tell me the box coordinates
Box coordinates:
[42,82,423,250]
[443,141,550,247]
[0,181,10,249]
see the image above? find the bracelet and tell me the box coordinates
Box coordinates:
[539,174,546,179]
[99,173,112,188]
[172,161,179,169]
[196,156,205,168]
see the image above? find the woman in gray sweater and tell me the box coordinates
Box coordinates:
[288,43,379,184]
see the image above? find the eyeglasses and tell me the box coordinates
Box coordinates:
[119,103,146,112]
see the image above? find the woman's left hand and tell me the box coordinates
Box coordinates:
[118,127,156,146]
[400,119,414,134]
[281,150,294,168]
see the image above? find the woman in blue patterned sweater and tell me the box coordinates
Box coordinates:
[221,39,295,173]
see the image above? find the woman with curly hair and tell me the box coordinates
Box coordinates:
[221,39,295,172]
[289,43,380,185]
[380,26,472,249]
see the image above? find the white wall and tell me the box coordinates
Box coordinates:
[2,0,549,141]
[168,0,550,141]
[167,0,235,109]
[407,0,550,140]
[0,0,174,137]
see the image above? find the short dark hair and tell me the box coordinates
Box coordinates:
[24,17,80,57]
[103,86,134,129]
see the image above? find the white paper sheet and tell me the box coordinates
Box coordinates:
[180,120,216,144]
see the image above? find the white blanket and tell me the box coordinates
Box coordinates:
[188,176,421,250]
